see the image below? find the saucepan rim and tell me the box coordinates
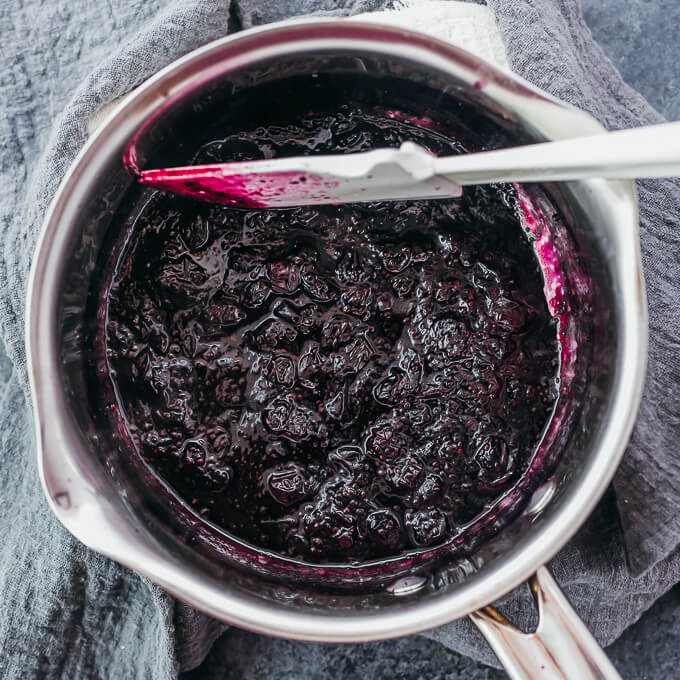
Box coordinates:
[26,18,647,642]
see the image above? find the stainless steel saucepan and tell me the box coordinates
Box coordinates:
[26,20,647,679]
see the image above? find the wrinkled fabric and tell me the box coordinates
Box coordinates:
[486,0,680,578]
[0,0,679,676]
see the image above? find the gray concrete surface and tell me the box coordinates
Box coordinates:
[185,584,680,679]
[581,0,680,120]
[183,2,680,678]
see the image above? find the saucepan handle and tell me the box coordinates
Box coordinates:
[469,567,621,680]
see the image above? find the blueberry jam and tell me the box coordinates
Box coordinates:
[105,106,559,564]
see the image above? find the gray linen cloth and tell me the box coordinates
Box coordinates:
[1,0,679,676]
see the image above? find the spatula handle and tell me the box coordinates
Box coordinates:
[434,121,680,185]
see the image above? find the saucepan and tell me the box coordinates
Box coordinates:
[26,20,647,679]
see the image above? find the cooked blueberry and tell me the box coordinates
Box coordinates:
[241,280,271,308]
[373,367,417,406]
[405,508,448,547]
[327,445,366,475]
[380,244,411,273]
[265,354,296,387]
[321,314,360,348]
[325,391,345,421]
[413,473,444,506]
[156,256,211,306]
[183,439,208,466]
[246,318,297,352]
[383,455,424,492]
[272,299,316,334]
[474,436,515,490]
[264,463,309,505]
[300,263,337,302]
[268,261,300,294]
[366,509,402,549]
[298,341,324,387]
[179,212,210,251]
[214,374,245,406]
[340,284,375,319]
[391,273,415,297]
[203,297,246,329]
[204,463,232,491]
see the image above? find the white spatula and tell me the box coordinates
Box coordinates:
[136,121,680,208]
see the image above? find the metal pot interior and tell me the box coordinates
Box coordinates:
[45,26,633,631]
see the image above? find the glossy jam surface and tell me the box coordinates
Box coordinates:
[106,107,558,564]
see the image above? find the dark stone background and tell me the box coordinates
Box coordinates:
[581,0,679,121]
[183,1,680,678]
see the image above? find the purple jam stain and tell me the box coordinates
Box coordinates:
[138,166,342,209]
[139,167,267,208]
[514,185,578,383]
[123,142,140,178]
[104,105,561,566]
